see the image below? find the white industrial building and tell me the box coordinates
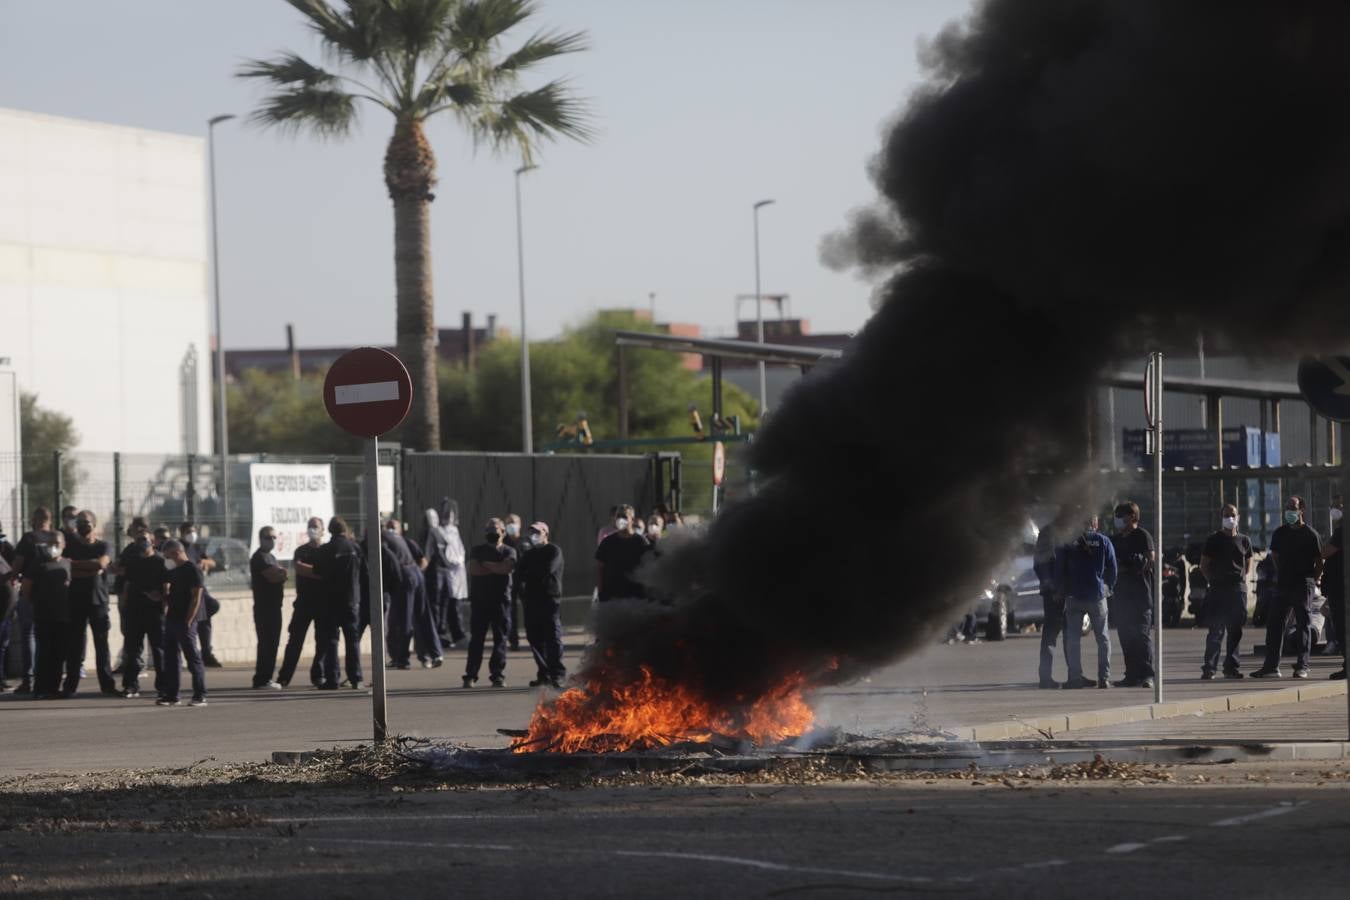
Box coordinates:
[0,107,213,461]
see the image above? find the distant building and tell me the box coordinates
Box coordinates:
[0,107,212,456]
[225,312,503,379]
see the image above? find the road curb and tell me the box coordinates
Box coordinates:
[959,680,1346,742]
[848,740,1350,772]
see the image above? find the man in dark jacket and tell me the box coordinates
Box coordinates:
[312,516,365,690]
[1110,501,1157,689]
[30,529,72,699]
[519,521,566,688]
[1252,495,1322,679]
[118,518,167,699]
[63,510,117,696]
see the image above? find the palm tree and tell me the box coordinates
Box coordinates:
[240,0,591,450]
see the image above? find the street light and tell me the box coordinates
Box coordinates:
[208,113,235,536]
[753,198,776,418]
[515,163,538,454]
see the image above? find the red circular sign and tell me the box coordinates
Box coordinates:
[323,347,414,438]
[712,441,726,487]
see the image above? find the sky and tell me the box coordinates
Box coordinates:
[0,0,969,352]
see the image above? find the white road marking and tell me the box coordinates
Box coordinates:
[1210,802,1305,827]
[1151,835,1187,844]
[335,381,399,405]
[198,834,516,852]
[1106,843,1148,854]
[611,850,932,884]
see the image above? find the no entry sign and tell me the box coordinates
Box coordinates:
[323,347,413,438]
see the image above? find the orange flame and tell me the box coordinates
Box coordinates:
[512,666,814,754]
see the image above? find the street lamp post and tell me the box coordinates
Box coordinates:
[753,199,775,418]
[208,114,235,536]
[515,164,537,454]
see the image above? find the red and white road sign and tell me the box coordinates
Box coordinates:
[323,347,413,438]
[712,441,726,486]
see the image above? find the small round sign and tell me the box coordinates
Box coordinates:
[323,347,414,438]
[712,441,726,487]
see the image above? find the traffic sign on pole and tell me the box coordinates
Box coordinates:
[1296,356,1350,423]
[324,347,413,742]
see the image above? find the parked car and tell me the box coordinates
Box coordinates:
[978,520,1091,641]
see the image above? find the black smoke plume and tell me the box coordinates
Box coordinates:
[577,0,1350,713]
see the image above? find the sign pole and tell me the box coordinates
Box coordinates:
[364,436,388,742]
[1150,352,1165,705]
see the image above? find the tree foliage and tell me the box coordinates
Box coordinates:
[19,393,81,515]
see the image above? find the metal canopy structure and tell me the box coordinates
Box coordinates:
[613,330,843,440]
[1100,371,1301,401]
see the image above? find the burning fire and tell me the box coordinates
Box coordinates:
[512,666,815,754]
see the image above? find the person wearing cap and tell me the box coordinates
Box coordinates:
[1199,503,1253,680]
[519,521,566,687]
[463,518,516,688]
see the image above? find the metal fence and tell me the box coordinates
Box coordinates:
[402,451,662,597]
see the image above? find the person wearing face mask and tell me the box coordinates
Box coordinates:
[62,510,117,696]
[646,514,665,554]
[422,505,467,649]
[277,517,328,688]
[519,521,565,687]
[250,526,289,690]
[178,522,222,668]
[1109,501,1156,689]
[594,504,653,604]
[58,506,79,547]
[30,529,72,700]
[1251,495,1323,679]
[1322,495,1344,680]
[502,513,525,651]
[157,540,208,707]
[463,518,516,688]
[1053,511,1118,689]
[8,507,55,695]
[117,517,168,699]
[1199,504,1253,680]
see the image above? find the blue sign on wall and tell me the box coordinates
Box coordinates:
[1122,426,1279,469]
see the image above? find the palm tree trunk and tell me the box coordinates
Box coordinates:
[386,119,440,451]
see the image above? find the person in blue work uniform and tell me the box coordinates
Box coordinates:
[157,540,208,707]
[312,516,365,690]
[1033,509,1072,688]
[1252,495,1323,679]
[1055,511,1118,689]
[63,510,118,696]
[250,526,288,690]
[1199,503,1252,680]
[379,520,421,670]
[278,516,327,688]
[463,518,516,688]
[400,524,443,668]
[1110,501,1156,689]
[178,522,223,668]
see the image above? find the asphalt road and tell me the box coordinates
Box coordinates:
[2,774,1348,898]
[0,629,1344,774]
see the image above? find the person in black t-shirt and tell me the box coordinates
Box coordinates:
[1253,495,1323,678]
[179,521,223,668]
[278,517,327,688]
[8,506,54,694]
[118,519,168,699]
[1109,501,1156,688]
[1199,503,1253,679]
[519,521,566,687]
[158,540,208,706]
[594,505,652,603]
[311,516,365,690]
[0,522,16,692]
[250,527,289,689]
[62,510,117,696]
[463,518,516,688]
[1323,495,1344,680]
[30,530,71,699]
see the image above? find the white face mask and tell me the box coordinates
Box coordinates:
[1333,508,1344,524]
[64,518,77,531]
[307,527,323,540]
[505,523,519,537]
[615,517,629,532]
[647,525,662,537]
[44,543,62,560]
[1221,516,1237,530]
[184,531,198,545]
[164,559,178,571]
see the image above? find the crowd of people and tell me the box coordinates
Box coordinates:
[1033,494,1345,688]
[0,498,681,704]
